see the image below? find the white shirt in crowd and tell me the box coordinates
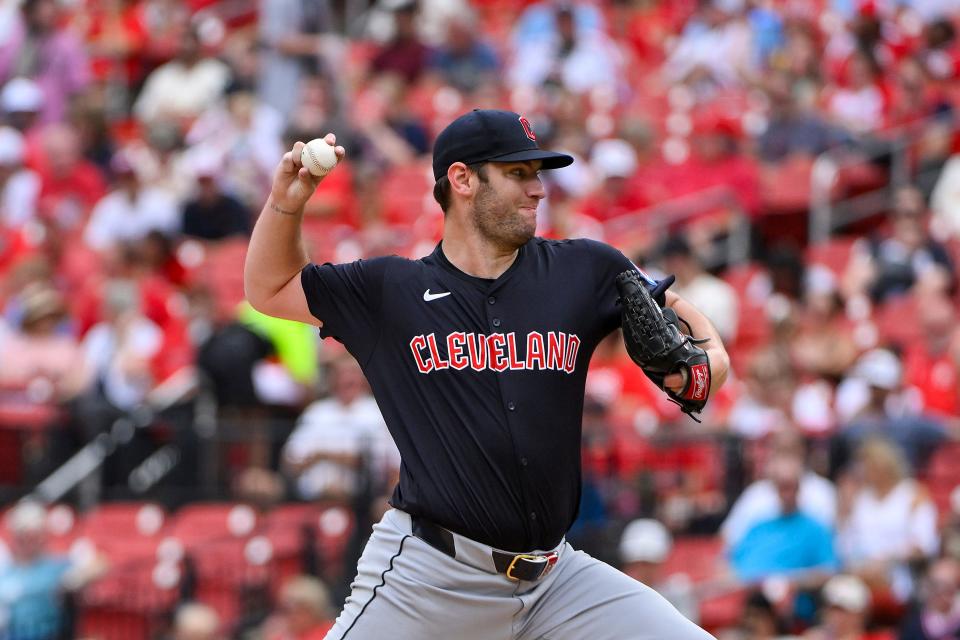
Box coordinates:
[133,58,230,124]
[82,316,163,410]
[837,479,939,600]
[284,395,400,501]
[721,471,838,546]
[672,274,739,343]
[83,187,180,250]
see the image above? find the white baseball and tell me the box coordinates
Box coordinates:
[301,138,338,177]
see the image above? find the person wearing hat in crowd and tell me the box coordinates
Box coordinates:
[899,557,960,640]
[0,283,90,401]
[245,109,728,638]
[180,151,252,241]
[619,518,698,623]
[835,348,949,473]
[83,148,180,252]
[803,575,876,640]
[0,126,40,229]
[0,77,44,134]
[577,138,648,223]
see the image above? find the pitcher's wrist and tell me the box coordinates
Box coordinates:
[267,195,304,216]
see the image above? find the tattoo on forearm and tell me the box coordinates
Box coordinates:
[270,202,298,216]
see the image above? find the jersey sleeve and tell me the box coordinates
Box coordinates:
[581,240,668,335]
[300,257,394,362]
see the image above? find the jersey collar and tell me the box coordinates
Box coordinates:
[430,239,530,291]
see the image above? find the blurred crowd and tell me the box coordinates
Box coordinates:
[1,0,960,637]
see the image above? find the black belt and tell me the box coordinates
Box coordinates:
[411,515,559,582]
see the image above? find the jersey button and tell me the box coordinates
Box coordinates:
[520,457,528,467]
[507,402,516,411]
[488,296,496,305]
[529,511,537,521]
[492,318,501,327]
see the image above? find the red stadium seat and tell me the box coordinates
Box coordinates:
[193,238,249,320]
[77,503,168,562]
[760,156,814,215]
[661,536,726,585]
[804,236,857,277]
[169,503,260,547]
[78,561,180,640]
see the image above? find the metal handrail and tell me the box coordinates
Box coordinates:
[808,112,958,244]
[602,184,752,267]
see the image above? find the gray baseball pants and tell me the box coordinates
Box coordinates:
[324,509,714,640]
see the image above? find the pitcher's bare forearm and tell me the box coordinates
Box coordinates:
[243,135,345,323]
[244,194,310,306]
[665,290,731,391]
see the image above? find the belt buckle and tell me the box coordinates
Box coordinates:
[505,551,559,581]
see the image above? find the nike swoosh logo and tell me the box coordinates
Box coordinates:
[423,289,452,302]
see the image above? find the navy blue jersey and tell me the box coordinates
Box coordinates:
[301,237,656,551]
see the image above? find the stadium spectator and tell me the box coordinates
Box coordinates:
[83,149,179,252]
[429,12,500,92]
[722,443,838,549]
[260,575,335,640]
[539,152,605,241]
[80,278,163,414]
[507,1,624,95]
[930,144,960,241]
[825,51,887,136]
[173,602,223,640]
[898,557,960,640]
[369,1,433,84]
[73,0,149,90]
[0,126,40,229]
[355,73,430,165]
[0,502,100,640]
[619,518,698,623]
[282,356,399,504]
[184,83,284,209]
[133,23,230,128]
[718,590,788,640]
[836,349,948,473]
[0,0,91,124]
[758,70,848,163]
[837,437,939,602]
[0,77,44,134]
[33,123,107,232]
[180,154,252,241]
[728,454,839,583]
[659,234,739,343]
[803,574,874,640]
[661,1,757,95]
[256,0,333,119]
[790,265,858,383]
[902,293,960,419]
[578,138,648,223]
[0,283,90,401]
[843,186,955,305]
[727,349,797,440]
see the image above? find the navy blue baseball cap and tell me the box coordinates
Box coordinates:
[432,109,574,181]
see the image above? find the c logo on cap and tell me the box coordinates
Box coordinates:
[519,116,536,141]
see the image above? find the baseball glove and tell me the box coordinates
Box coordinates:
[616,270,711,421]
